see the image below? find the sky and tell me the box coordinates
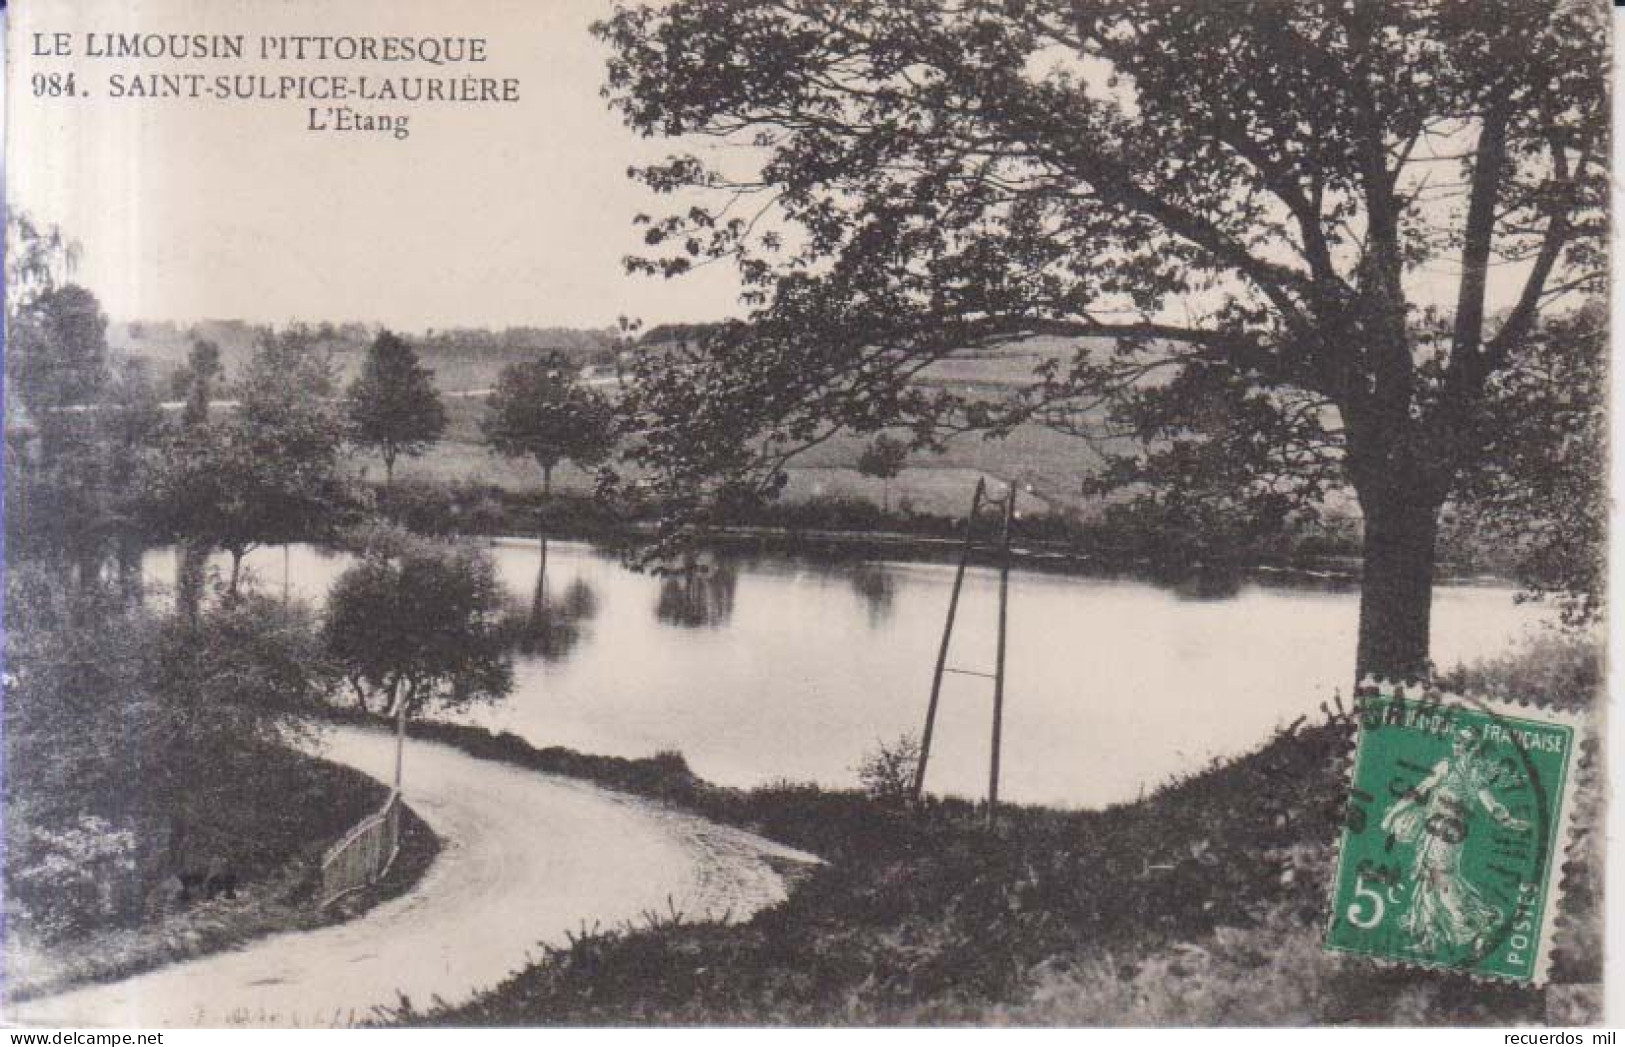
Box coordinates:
[7,0,746,331]
[4,0,1586,337]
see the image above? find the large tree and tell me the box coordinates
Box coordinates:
[2,226,159,577]
[595,0,1607,680]
[4,213,96,455]
[7,284,108,444]
[4,280,113,568]
[347,329,448,488]
[5,565,327,900]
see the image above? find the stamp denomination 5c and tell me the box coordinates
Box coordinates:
[1325,683,1585,985]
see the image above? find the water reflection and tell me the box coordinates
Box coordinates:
[1165,567,1245,602]
[655,565,738,629]
[137,539,1556,809]
[504,558,601,662]
[849,563,896,625]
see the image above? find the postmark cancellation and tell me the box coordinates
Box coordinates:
[1324,681,1587,986]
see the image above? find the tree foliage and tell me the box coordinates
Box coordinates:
[323,529,514,719]
[171,339,223,428]
[857,435,909,483]
[7,283,109,429]
[137,329,352,590]
[482,352,617,496]
[348,329,448,486]
[5,212,79,309]
[857,434,910,511]
[595,0,1607,677]
[4,566,328,906]
[1451,304,1605,625]
[3,239,160,569]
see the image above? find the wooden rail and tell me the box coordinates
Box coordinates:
[319,790,402,907]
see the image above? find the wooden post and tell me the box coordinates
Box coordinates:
[988,483,1016,827]
[394,697,407,793]
[912,478,986,803]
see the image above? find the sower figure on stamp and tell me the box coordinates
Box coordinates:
[1381,725,1531,958]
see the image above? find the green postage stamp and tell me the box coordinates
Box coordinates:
[1325,682,1585,984]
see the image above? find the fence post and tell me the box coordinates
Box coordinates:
[394,699,406,792]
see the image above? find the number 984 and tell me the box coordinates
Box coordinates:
[32,72,80,98]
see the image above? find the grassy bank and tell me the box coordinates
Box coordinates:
[363,637,1599,1027]
[5,743,439,1002]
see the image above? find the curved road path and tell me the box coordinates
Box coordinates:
[10,726,817,1028]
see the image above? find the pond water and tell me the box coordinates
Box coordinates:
[145,539,1554,809]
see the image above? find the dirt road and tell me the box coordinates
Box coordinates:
[9,726,817,1028]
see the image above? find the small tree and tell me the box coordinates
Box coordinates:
[323,530,514,728]
[165,339,223,610]
[856,435,909,513]
[348,330,447,488]
[481,353,617,500]
[171,339,223,429]
[482,353,618,582]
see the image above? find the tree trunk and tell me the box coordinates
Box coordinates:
[75,547,101,592]
[167,811,190,880]
[177,540,207,621]
[383,450,396,489]
[1354,487,1441,683]
[116,532,144,605]
[394,691,408,792]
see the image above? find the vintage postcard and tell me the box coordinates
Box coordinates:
[1,0,1609,1031]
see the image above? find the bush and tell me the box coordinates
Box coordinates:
[323,530,514,717]
[1437,633,1602,712]
[854,733,921,807]
[9,816,139,942]
[3,566,333,940]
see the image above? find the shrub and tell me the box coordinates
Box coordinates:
[323,530,514,718]
[9,816,139,942]
[4,566,333,939]
[854,733,921,807]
